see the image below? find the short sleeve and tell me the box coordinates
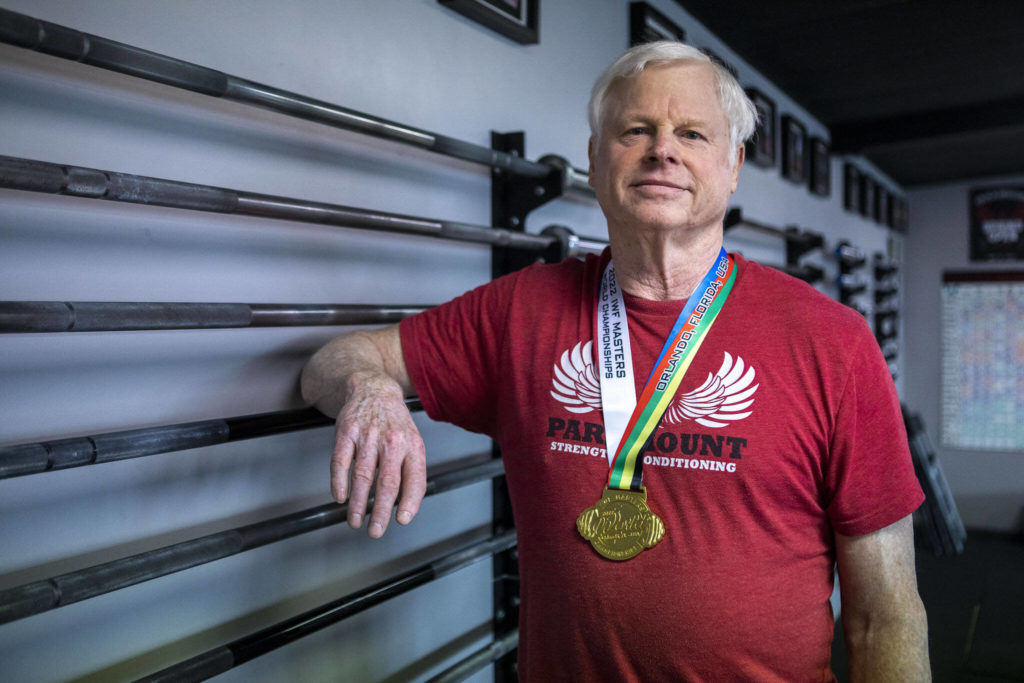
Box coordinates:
[399,270,522,437]
[825,331,924,536]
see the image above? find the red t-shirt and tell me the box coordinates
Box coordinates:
[401,251,923,681]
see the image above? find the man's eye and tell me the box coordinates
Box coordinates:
[625,127,646,136]
[681,130,703,140]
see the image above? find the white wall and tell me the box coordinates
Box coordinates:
[903,174,1024,533]
[0,1,906,680]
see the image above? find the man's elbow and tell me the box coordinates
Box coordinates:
[299,352,325,408]
[299,357,318,406]
[843,590,927,639]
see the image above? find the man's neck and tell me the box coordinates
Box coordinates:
[609,225,724,301]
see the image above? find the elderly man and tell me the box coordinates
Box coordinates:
[301,42,929,681]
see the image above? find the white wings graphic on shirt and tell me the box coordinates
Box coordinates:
[550,341,602,413]
[550,343,759,428]
[663,351,759,428]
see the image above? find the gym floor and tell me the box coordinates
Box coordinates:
[832,531,1024,682]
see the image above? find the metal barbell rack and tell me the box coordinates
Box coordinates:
[0,455,504,626]
[1,7,600,676]
[0,400,423,479]
[137,530,518,682]
[0,8,592,195]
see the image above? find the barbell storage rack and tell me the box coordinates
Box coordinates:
[425,629,520,683]
[136,530,517,682]
[0,154,556,251]
[0,456,504,625]
[0,7,598,194]
[0,399,422,480]
[0,301,429,333]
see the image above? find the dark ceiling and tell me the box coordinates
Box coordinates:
[676,0,1024,187]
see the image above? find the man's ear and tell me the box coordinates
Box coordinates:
[730,144,745,193]
[587,137,596,188]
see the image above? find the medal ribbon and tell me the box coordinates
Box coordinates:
[596,248,736,492]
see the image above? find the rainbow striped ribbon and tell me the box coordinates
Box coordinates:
[604,249,737,491]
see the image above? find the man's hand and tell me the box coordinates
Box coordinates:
[332,371,426,538]
[301,325,425,538]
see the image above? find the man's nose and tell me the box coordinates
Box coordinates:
[645,131,679,164]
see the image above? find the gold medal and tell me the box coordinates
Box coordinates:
[576,487,665,561]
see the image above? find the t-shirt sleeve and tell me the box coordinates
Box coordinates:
[824,329,924,537]
[399,271,520,437]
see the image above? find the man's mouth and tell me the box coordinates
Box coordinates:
[631,179,687,191]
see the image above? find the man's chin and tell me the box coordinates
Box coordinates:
[611,215,727,239]
[627,212,699,232]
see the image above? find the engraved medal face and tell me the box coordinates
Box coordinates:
[576,487,666,560]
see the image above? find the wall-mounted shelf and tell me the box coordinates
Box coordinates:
[724,207,825,284]
[837,241,868,310]
[873,252,902,379]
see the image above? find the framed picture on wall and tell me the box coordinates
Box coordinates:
[808,137,830,197]
[970,186,1024,260]
[745,88,775,168]
[438,0,539,44]
[894,197,909,233]
[873,184,886,224]
[629,2,684,45]
[878,188,891,227]
[887,196,906,233]
[859,174,875,218]
[781,115,807,184]
[844,163,861,213]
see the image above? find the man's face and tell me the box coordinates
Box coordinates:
[588,62,743,239]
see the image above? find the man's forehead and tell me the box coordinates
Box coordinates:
[609,61,714,92]
[603,63,724,120]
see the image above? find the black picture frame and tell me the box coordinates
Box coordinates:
[968,187,1024,259]
[629,2,684,45]
[809,136,830,197]
[887,193,909,232]
[859,174,875,218]
[781,115,807,184]
[891,197,909,233]
[873,184,886,224]
[439,0,539,45]
[844,163,861,213]
[745,88,775,168]
[878,188,891,227]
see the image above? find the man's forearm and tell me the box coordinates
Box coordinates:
[843,597,930,682]
[301,326,411,418]
[836,515,930,681]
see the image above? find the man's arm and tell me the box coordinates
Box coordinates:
[300,324,426,539]
[836,514,930,682]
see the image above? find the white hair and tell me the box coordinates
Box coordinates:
[588,41,758,161]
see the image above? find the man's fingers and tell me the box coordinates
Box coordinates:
[330,394,426,539]
[346,426,379,529]
[368,448,403,539]
[330,420,357,503]
[396,441,427,526]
